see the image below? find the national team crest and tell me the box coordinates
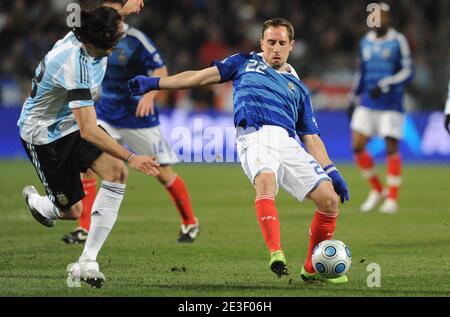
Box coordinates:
[288,82,296,91]
[382,48,391,59]
[118,52,128,64]
[56,192,69,207]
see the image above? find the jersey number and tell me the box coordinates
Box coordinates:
[309,161,326,176]
[245,60,267,74]
[30,59,46,98]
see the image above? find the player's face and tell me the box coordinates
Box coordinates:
[374,10,390,36]
[260,26,294,70]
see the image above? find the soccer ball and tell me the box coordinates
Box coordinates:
[312,240,351,278]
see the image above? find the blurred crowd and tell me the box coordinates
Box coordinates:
[0,0,448,111]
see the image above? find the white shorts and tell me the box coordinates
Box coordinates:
[236,125,331,202]
[351,106,405,140]
[98,120,179,165]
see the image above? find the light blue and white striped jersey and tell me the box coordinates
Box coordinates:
[353,28,414,112]
[18,32,107,145]
[213,52,319,138]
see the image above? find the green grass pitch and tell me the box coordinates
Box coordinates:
[0,160,449,297]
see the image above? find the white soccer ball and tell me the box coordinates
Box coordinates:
[312,240,351,278]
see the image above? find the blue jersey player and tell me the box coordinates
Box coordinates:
[349,3,413,214]
[18,2,159,288]
[129,18,350,284]
[63,0,200,245]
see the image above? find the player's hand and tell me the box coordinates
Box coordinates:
[121,0,144,15]
[445,114,450,135]
[136,93,156,117]
[128,155,160,177]
[324,165,350,204]
[128,76,160,97]
[370,86,383,99]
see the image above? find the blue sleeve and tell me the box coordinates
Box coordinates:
[212,53,249,83]
[140,36,165,72]
[296,92,320,136]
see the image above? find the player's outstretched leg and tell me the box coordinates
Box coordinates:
[67,180,125,288]
[67,155,127,288]
[302,182,348,284]
[254,173,288,278]
[161,166,200,243]
[257,196,287,278]
[22,185,60,228]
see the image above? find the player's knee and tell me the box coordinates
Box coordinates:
[254,173,277,196]
[104,161,128,184]
[317,192,339,215]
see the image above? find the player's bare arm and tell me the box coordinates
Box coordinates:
[302,134,333,168]
[160,66,222,89]
[119,0,144,16]
[303,134,350,204]
[136,66,168,117]
[72,106,160,176]
[128,66,222,96]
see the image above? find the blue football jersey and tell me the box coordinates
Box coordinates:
[353,28,414,112]
[212,52,319,138]
[96,24,165,129]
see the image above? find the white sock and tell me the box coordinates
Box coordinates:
[79,181,126,262]
[28,194,61,220]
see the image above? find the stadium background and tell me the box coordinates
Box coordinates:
[0,0,449,162]
[0,0,450,298]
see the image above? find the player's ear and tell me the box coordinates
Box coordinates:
[289,40,295,52]
[260,38,265,51]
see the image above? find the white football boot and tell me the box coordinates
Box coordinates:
[379,198,398,214]
[22,185,55,228]
[177,217,200,243]
[67,260,106,288]
[360,190,387,213]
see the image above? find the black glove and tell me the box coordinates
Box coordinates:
[370,86,383,99]
[445,114,450,135]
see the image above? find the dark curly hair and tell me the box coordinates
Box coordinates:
[73,6,123,50]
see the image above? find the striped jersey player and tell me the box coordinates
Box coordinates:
[17,2,159,288]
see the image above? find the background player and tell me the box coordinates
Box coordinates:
[129,18,350,283]
[349,3,414,213]
[19,1,159,288]
[62,0,200,245]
